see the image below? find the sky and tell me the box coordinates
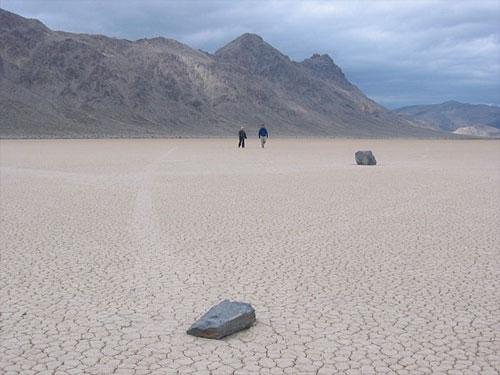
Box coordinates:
[1,0,499,109]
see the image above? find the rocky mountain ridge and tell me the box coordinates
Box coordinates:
[396,101,500,138]
[0,9,444,138]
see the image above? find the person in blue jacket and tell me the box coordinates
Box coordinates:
[258,125,269,148]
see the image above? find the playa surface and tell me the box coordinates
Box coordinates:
[1,139,499,374]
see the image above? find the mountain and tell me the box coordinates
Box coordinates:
[395,101,500,138]
[0,9,444,138]
[452,125,500,138]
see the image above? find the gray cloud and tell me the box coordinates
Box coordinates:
[2,0,499,108]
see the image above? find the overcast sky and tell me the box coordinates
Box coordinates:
[2,0,499,108]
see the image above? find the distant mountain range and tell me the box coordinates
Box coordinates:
[0,9,449,138]
[396,101,500,138]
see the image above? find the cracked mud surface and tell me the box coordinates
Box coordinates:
[1,139,499,374]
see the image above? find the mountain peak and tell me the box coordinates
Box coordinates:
[215,32,290,75]
[0,8,51,60]
[0,8,50,33]
[301,53,349,86]
[215,33,280,58]
[233,33,264,44]
[309,53,334,63]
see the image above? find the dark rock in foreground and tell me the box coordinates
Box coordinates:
[355,150,377,165]
[187,300,256,339]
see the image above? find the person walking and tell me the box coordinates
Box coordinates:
[238,126,247,148]
[258,124,268,148]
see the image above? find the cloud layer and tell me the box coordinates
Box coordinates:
[2,0,499,108]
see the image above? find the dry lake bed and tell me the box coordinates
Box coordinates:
[1,139,499,374]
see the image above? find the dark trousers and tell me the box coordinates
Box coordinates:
[238,137,245,148]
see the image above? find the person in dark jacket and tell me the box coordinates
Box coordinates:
[238,126,247,148]
[258,125,268,148]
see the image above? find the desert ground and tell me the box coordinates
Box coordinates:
[1,138,499,375]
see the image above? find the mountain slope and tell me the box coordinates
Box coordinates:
[0,9,444,138]
[395,101,500,137]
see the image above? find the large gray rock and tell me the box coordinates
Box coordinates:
[187,300,256,339]
[355,150,377,165]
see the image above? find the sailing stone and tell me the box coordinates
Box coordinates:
[187,300,256,339]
